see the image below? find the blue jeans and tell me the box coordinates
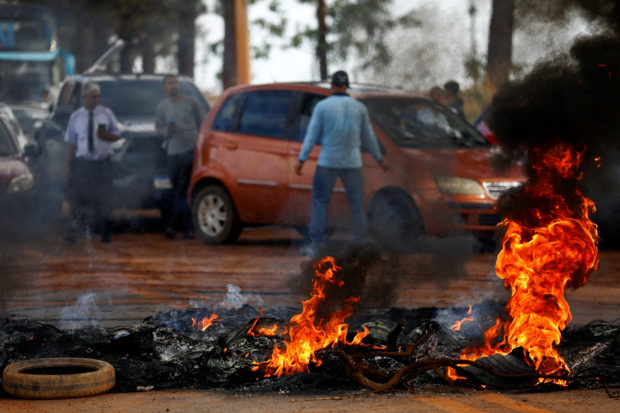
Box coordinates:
[309,166,366,245]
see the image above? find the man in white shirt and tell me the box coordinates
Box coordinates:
[64,82,121,243]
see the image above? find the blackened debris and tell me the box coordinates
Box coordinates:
[0,305,617,394]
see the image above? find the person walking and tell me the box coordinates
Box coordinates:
[64,82,121,243]
[155,74,205,239]
[294,70,388,254]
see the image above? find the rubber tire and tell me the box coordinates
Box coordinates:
[367,192,424,251]
[2,357,115,400]
[192,185,242,244]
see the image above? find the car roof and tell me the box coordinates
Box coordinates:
[224,81,423,100]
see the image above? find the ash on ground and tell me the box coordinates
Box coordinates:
[0,303,617,394]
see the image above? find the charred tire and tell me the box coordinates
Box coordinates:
[2,357,115,400]
[367,191,424,251]
[193,185,242,244]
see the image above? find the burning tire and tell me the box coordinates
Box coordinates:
[193,185,242,244]
[2,357,115,399]
[368,191,424,251]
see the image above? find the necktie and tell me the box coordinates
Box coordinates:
[88,110,94,153]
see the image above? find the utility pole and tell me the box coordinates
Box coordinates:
[235,0,250,84]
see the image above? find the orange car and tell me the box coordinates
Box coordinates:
[188,83,524,245]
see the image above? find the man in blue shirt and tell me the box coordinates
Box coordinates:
[64,82,121,243]
[294,70,388,253]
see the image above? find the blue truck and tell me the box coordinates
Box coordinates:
[0,3,74,131]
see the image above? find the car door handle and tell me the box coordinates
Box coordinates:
[225,142,238,150]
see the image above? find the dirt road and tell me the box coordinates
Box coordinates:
[1,224,618,328]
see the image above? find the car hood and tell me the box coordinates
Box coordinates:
[400,147,525,182]
[0,157,30,184]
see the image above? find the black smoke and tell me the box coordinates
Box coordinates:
[488,30,620,231]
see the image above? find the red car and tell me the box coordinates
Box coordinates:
[188,83,525,245]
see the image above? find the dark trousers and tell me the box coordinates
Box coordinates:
[66,158,113,239]
[167,150,194,233]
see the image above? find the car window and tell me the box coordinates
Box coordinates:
[57,81,79,108]
[212,92,245,132]
[0,119,18,156]
[296,92,326,142]
[362,97,490,149]
[238,90,293,139]
[98,80,208,119]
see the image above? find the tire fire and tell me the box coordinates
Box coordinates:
[450,142,599,385]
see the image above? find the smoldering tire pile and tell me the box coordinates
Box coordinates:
[0,303,618,394]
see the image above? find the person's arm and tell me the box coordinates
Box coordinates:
[98,109,121,141]
[192,98,204,131]
[155,101,168,137]
[65,143,76,180]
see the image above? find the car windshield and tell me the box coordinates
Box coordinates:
[362,97,490,149]
[0,120,18,156]
[98,80,208,118]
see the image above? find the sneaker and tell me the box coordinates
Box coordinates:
[164,227,175,239]
[182,230,195,240]
[101,234,112,243]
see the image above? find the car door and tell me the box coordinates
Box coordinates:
[286,91,350,226]
[220,88,295,223]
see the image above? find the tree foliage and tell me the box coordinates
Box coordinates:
[290,0,419,76]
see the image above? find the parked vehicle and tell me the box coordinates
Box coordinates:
[188,82,525,246]
[0,103,36,233]
[9,103,49,138]
[31,73,210,221]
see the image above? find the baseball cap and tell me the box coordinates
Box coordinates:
[330,70,350,88]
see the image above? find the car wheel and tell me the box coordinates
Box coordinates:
[193,185,242,244]
[367,191,424,251]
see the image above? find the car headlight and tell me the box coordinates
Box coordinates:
[436,175,485,195]
[7,173,34,193]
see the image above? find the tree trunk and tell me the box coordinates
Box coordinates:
[120,40,134,73]
[177,4,197,77]
[140,36,155,74]
[486,0,514,92]
[222,0,238,88]
[317,0,328,81]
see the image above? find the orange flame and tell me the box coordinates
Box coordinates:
[449,143,599,385]
[192,312,219,331]
[450,305,474,331]
[252,256,369,377]
[247,308,279,337]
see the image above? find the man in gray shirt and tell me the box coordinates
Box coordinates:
[155,74,205,239]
